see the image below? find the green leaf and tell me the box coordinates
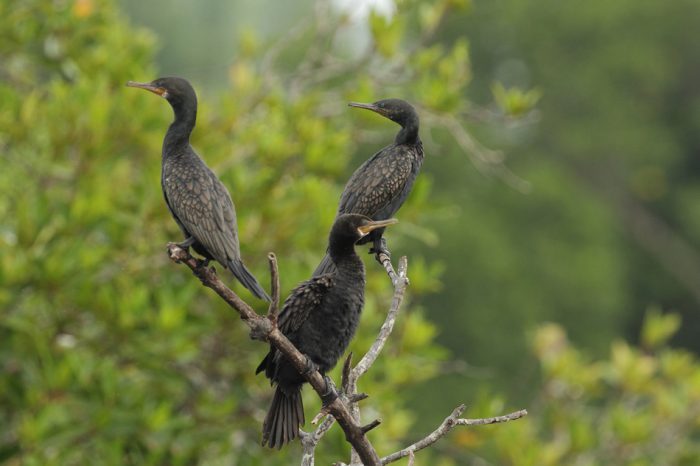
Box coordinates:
[641,308,681,350]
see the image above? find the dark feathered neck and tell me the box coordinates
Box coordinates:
[328,235,364,275]
[329,237,356,262]
[394,113,420,145]
[163,99,197,155]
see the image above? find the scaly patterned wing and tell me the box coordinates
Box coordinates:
[208,169,241,257]
[163,156,238,266]
[337,144,412,218]
[277,274,334,335]
[256,275,334,375]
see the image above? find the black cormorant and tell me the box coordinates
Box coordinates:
[314,99,423,276]
[257,214,398,448]
[127,77,270,301]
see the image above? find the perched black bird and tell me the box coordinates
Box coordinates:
[257,214,398,449]
[127,77,270,301]
[314,99,423,276]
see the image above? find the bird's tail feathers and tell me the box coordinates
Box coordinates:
[262,386,304,449]
[228,259,271,302]
[256,351,271,375]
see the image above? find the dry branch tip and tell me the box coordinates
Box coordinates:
[361,419,382,434]
[266,252,281,317]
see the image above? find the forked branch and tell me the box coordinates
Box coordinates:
[167,243,381,466]
[380,405,528,465]
[167,244,527,466]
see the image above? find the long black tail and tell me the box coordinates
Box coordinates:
[228,259,271,302]
[262,386,304,449]
[312,252,336,277]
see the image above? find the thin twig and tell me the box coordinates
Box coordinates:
[352,256,409,379]
[380,405,528,465]
[300,414,337,466]
[423,110,531,193]
[347,255,409,465]
[342,352,354,391]
[259,12,314,90]
[267,252,281,319]
[303,254,410,466]
[376,251,399,285]
[361,419,382,434]
[457,409,528,426]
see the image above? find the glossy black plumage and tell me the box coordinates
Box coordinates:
[314,99,423,276]
[257,214,397,449]
[127,77,270,301]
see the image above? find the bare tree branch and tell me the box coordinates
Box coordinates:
[353,255,409,379]
[300,415,336,466]
[380,405,528,465]
[376,251,401,286]
[169,244,527,466]
[167,243,381,466]
[422,110,531,193]
[456,409,528,426]
[266,252,281,319]
[167,243,260,322]
[346,255,409,465]
[299,255,410,465]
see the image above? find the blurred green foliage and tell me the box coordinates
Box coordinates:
[465,313,700,466]
[0,0,460,464]
[410,0,700,417]
[4,0,700,464]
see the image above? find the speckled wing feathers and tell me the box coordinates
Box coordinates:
[312,142,422,277]
[256,274,334,376]
[277,275,334,335]
[337,144,414,218]
[162,155,240,266]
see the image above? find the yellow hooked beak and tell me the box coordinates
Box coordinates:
[357,218,398,236]
[126,81,168,98]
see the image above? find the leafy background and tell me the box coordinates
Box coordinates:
[2,0,700,464]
